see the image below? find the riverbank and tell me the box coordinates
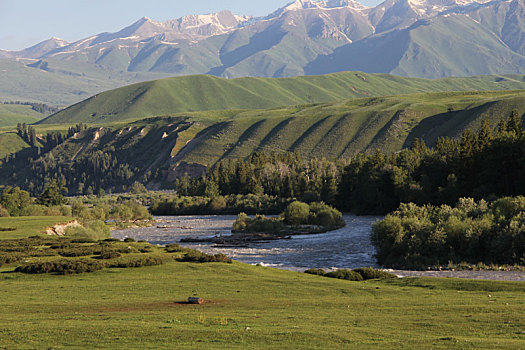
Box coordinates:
[112,215,525,281]
[389,270,525,282]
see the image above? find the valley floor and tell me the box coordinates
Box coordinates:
[0,217,524,348]
[1,260,524,349]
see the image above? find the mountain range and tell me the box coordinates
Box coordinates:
[1,0,525,106]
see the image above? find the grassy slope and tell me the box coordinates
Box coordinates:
[0,58,172,106]
[0,260,523,349]
[0,216,73,239]
[6,90,524,172]
[0,133,30,159]
[176,90,525,164]
[40,72,525,124]
[0,104,43,127]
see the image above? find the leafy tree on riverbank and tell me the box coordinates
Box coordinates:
[371,196,525,268]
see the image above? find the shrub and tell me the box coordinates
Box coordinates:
[309,202,345,228]
[85,220,111,237]
[97,250,121,260]
[59,205,72,217]
[108,255,167,268]
[15,259,106,274]
[130,181,148,194]
[304,268,326,275]
[123,237,136,243]
[58,246,100,257]
[71,238,96,244]
[139,246,153,253]
[324,269,364,281]
[111,201,151,222]
[352,267,398,280]
[19,204,46,216]
[232,213,285,234]
[165,243,186,253]
[0,253,23,266]
[43,206,62,216]
[232,213,249,232]
[207,197,227,212]
[178,250,232,263]
[0,205,9,217]
[65,220,110,241]
[284,201,310,225]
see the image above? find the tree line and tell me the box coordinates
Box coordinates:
[4,101,60,115]
[172,112,524,215]
[2,112,524,216]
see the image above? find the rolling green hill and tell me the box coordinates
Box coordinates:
[39,72,525,124]
[0,133,30,159]
[0,104,43,127]
[3,89,525,193]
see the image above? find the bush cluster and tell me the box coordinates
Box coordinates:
[65,220,110,241]
[0,205,9,217]
[97,250,122,260]
[372,197,525,268]
[71,199,151,223]
[303,268,326,275]
[285,201,345,228]
[324,269,364,281]
[57,246,101,257]
[108,255,168,268]
[305,267,397,281]
[0,253,23,267]
[232,201,345,234]
[178,251,233,263]
[151,194,292,216]
[232,213,285,234]
[165,243,187,253]
[19,204,72,217]
[15,260,106,274]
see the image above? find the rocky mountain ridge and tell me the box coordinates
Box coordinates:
[1,0,524,106]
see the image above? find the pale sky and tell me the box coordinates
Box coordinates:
[0,0,383,51]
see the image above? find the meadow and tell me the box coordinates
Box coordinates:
[0,218,523,349]
[0,216,73,239]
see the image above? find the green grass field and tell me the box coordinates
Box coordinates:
[0,216,73,239]
[1,260,523,349]
[0,104,43,127]
[0,217,523,349]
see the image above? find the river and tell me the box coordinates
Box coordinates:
[112,214,525,281]
[113,214,379,270]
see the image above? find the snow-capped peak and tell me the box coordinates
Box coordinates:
[282,0,369,10]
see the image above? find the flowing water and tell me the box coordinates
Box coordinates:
[113,214,380,270]
[113,215,525,281]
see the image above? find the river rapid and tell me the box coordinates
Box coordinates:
[113,214,525,281]
[113,214,378,270]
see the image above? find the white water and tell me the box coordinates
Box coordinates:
[113,214,381,270]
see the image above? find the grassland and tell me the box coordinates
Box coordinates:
[0,104,43,127]
[0,256,523,348]
[0,58,172,106]
[0,217,523,349]
[0,216,73,239]
[0,132,30,159]
[40,72,525,124]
